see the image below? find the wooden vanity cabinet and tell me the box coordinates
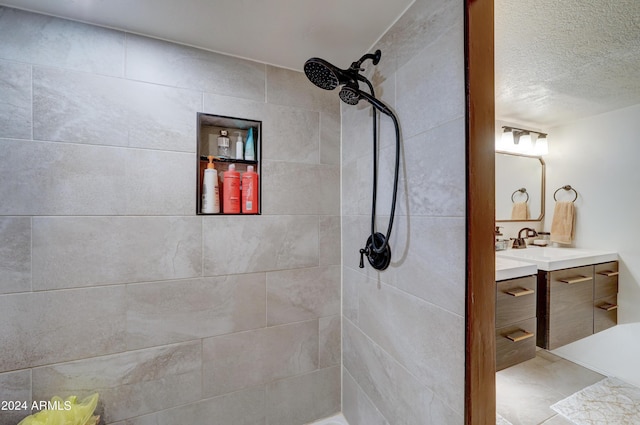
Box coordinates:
[537,261,619,350]
[495,275,537,371]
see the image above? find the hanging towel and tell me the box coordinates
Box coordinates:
[550,201,575,244]
[511,202,529,220]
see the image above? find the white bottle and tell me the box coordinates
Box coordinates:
[235,131,244,160]
[202,156,220,213]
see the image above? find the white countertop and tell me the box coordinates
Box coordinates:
[496,246,618,272]
[496,257,538,281]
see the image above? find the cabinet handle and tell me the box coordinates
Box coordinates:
[558,275,591,284]
[597,302,618,311]
[597,270,619,277]
[505,287,534,297]
[505,330,534,342]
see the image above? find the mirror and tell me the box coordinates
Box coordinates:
[495,152,545,221]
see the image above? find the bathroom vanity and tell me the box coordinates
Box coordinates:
[497,247,619,351]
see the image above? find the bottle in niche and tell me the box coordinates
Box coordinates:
[223,164,241,213]
[217,130,230,158]
[201,156,220,214]
[242,165,259,214]
[234,131,244,160]
[244,127,255,161]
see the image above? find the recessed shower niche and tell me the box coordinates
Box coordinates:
[196,113,262,215]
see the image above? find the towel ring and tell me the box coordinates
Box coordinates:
[511,188,529,203]
[553,185,578,202]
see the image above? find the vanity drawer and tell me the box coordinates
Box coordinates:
[496,317,536,371]
[594,295,618,333]
[548,300,593,350]
[549,265,594,308]
[496,276,537,328]
[595,261,619,299]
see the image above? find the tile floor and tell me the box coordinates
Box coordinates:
[496,349,605,425]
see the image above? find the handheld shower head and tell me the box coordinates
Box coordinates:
[339,84,394,117]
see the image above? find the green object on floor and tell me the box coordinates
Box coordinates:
[17,393,99,425]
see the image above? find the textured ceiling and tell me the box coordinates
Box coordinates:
[496,0,640,128]
[0,0,414,71]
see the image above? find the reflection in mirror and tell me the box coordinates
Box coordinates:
[495,152,545,221]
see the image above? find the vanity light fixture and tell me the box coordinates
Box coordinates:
[499,126,548,156]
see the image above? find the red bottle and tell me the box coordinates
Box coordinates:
[242,165,259,214]
[223,164,241,213]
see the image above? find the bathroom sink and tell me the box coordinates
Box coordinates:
[496,257,538,281]
[496,246,618,271]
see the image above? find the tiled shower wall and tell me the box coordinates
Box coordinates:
[0,7,341,425]
[341,0,467,424]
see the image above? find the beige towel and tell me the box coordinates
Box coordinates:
[511,202,529,220]
[550,201,575,244]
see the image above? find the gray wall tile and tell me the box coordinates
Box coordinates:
[33,67,201,152]
[156,387,265,425]
[266,66,339,113]
[203,93,266,123]
[202,215,318,276]
[262,104,320,164]
[0,217,31,294]
[202,320,318,397]
[0,60,31,139]
[320,109,341,165]
[319,215,341,266]
[0,140,193,215]
[32,342,202,423]
[267,266,340,326]
[127,274,266,350]
[343,320,463,425]
[0,370,32,425]
[0,286,126,372]
[126,34,265,101]
[266,366,340,425]
[261,162,340,215]
[0,7,125,76]
[319,315,341,368]
[358,281,465,413]
[32,217,202,290]
[343,368,390,425]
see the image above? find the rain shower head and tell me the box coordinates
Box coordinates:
[303,58,353,91]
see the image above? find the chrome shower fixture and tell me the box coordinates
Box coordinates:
[303,50,401,271]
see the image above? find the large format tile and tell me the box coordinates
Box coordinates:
[392,215,466,316]
[0,60,31,139]
[202,215,318,276]
[358,281,465,413]
[320,108,341,165]
[0,286,126,372]
[267,266,340,326]
[266,366,340,425]
[0,217,31,294]
[261,162,340,215]
[0,140,193,216]
[202,321,318,397]
[343,368,390,425]
[32,217,201,290]
[32,342,202,424]
[319,315,341,368]
[396,24,465,140]
[262,103,320,164]
[127,274,266,350]
[401,118,465,217]
[266,66,339,113]
[126,34,265,101]
[155,387,265,425]
[343,319,462,425]
[33,67,200,152]
[0,370,32,425]
[319,215,341,266]
[0,7,124,76]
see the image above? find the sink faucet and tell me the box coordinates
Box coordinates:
[512,227,538,249]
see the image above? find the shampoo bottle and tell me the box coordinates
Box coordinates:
[217,130,230,158]
[223,163,241,214]
[244,127,255,161]
[201,156,220,214]
[234,131,244,160]
[241,165,259,214]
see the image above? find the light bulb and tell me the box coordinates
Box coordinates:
[519,133,532,153]
[499,129,514,151]
[534,135,548,155]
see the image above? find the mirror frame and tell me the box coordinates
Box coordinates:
[495,151,546,222]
